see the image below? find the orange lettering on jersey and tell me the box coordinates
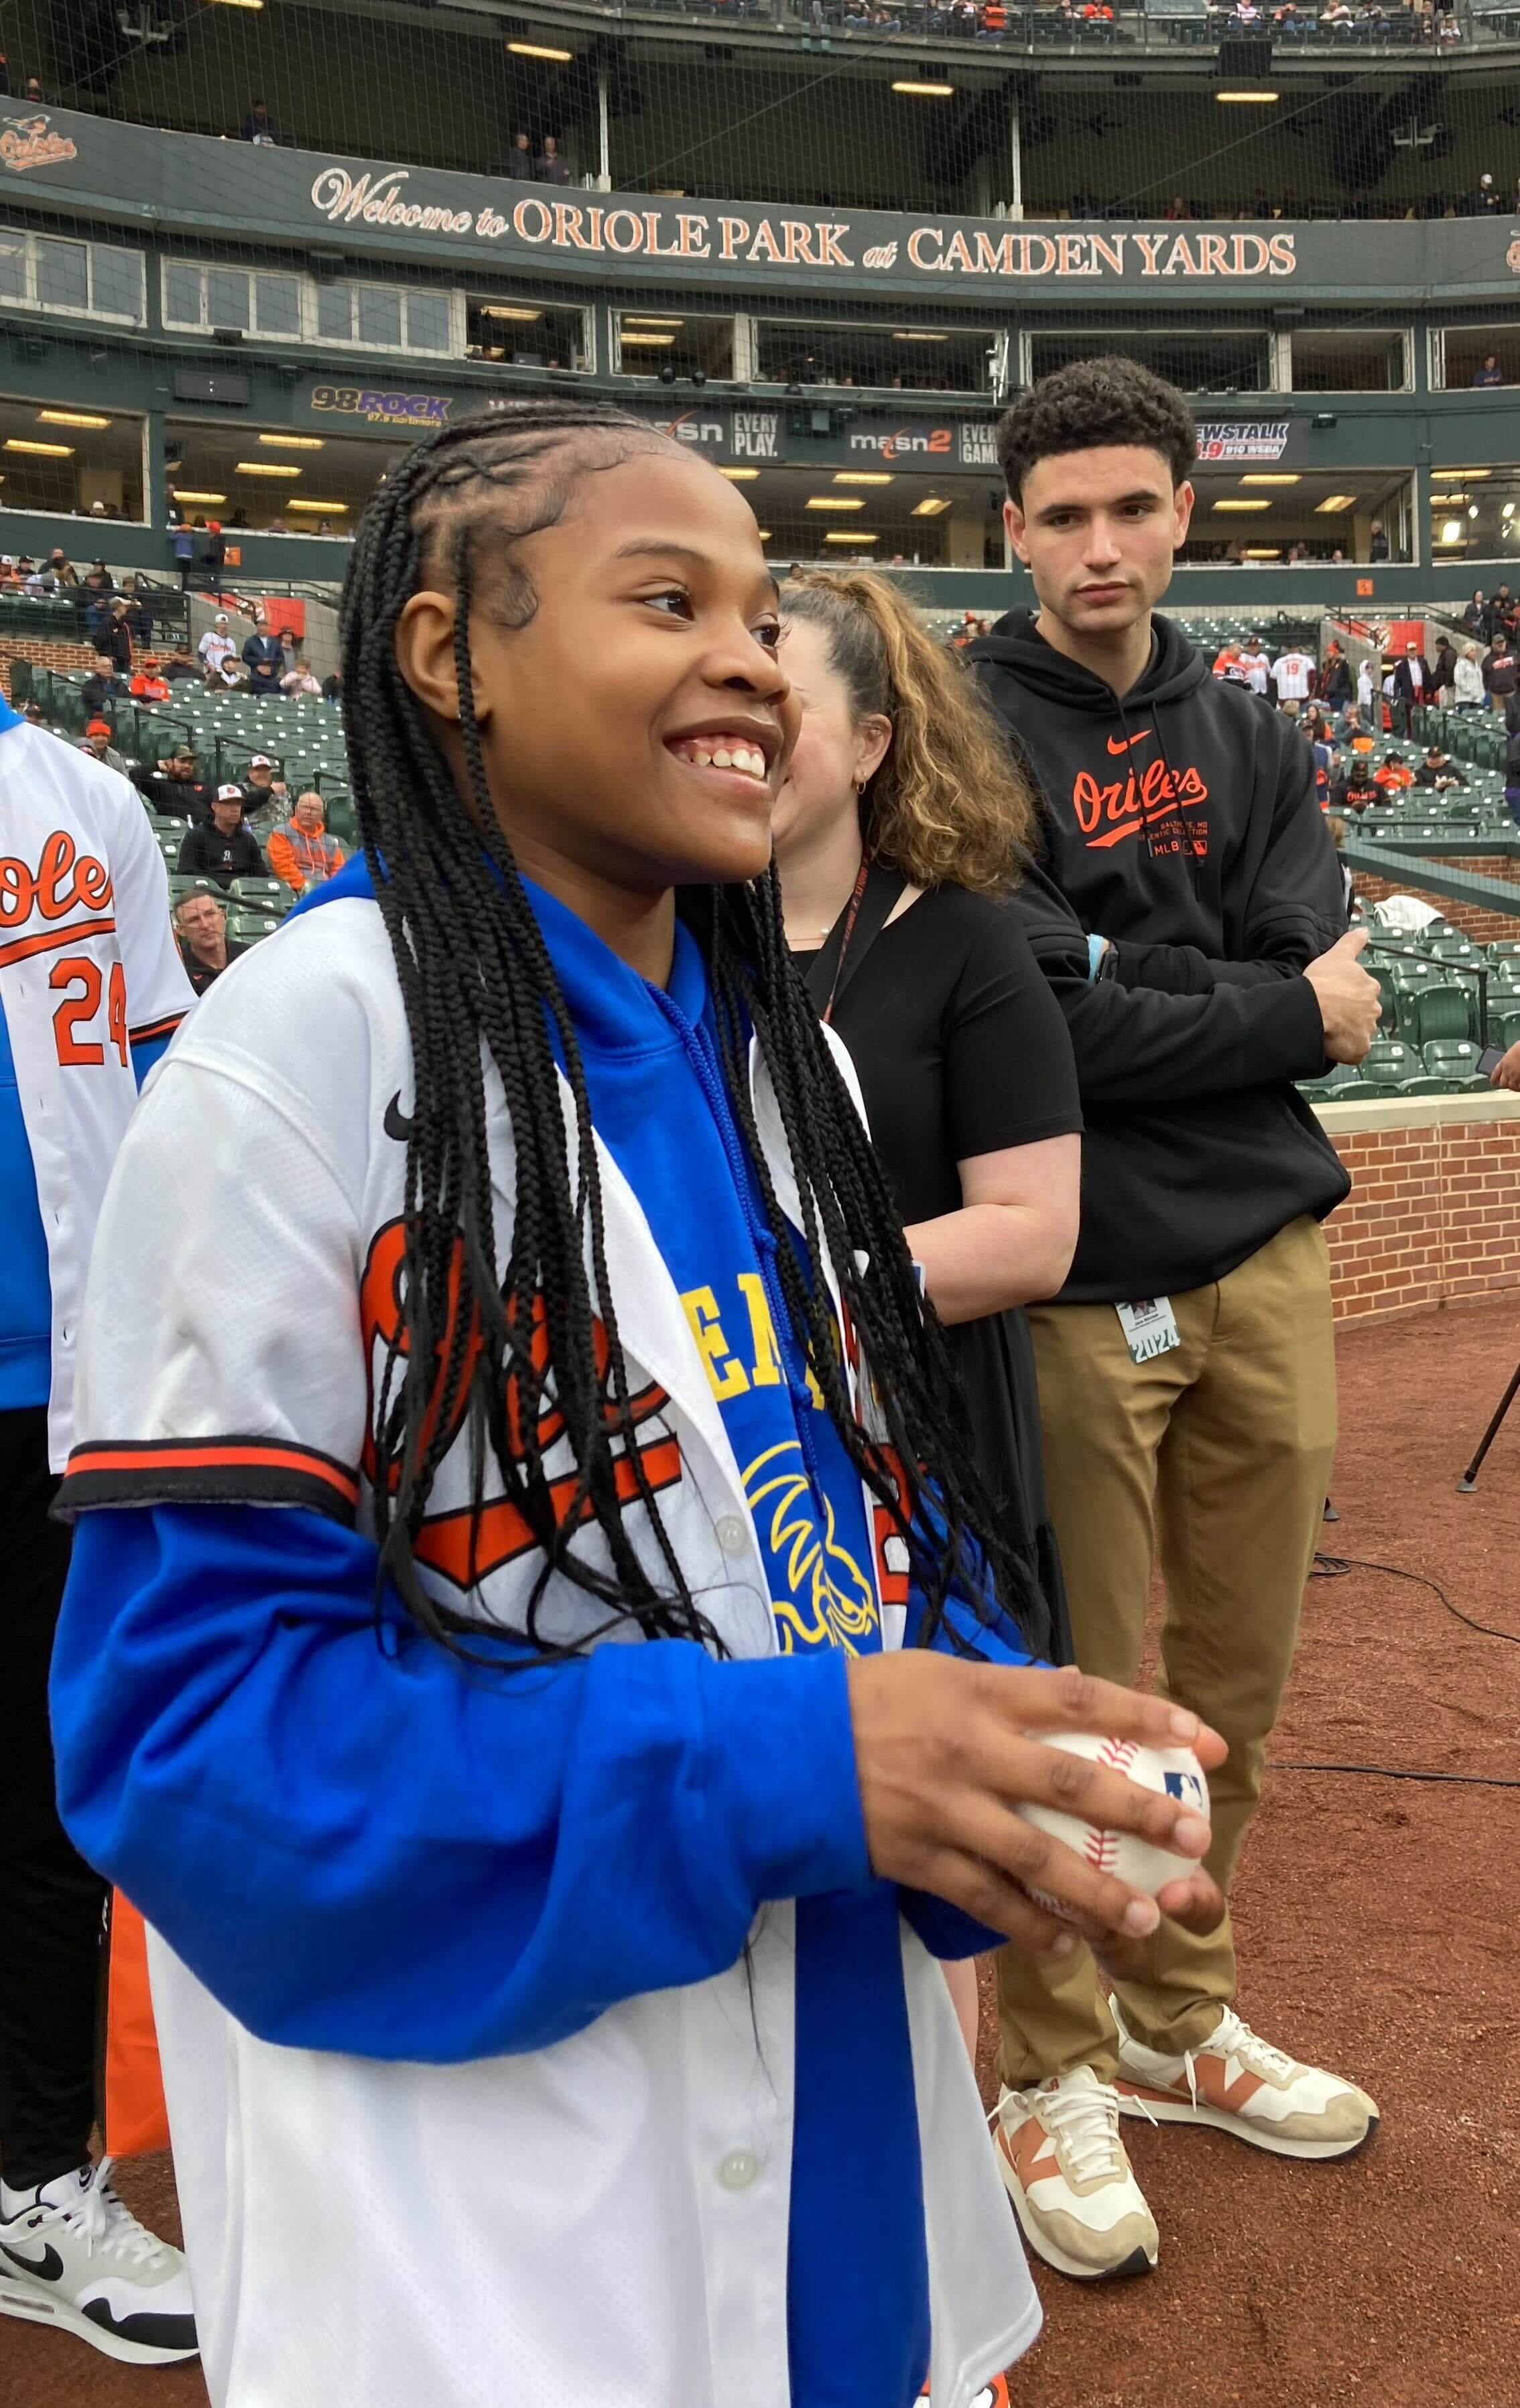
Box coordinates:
[359,1216,678,1588]
[0,828,115,930]
[1064,756,1210,856]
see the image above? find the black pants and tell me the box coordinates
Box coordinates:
[0,1406,108,2190]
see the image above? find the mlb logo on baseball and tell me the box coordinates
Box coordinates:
[1164,1769,1208,1813]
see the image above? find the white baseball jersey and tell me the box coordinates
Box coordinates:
[1240,650,1270,695]
[0,714,192,1463]
[1271,650,1315,700]
[197,628,235,672]
[64,895,1039,2408]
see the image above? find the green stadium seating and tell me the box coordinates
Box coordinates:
[1360,1037,1448,1095]
[227,913,283,946]
[228,876,291,914]
[1297,1064,1367,1101]
[1421,1041,1491,1092]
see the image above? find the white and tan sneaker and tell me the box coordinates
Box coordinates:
[1112,2000,1379,2161]
[993,2066,1159,2281]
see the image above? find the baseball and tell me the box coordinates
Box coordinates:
[1015,1732,1210,1905]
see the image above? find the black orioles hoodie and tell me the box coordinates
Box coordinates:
[969,608,1350,1303]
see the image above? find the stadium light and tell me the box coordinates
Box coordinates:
[825,530,877,542]
[509,41,572,60]
[235,462,303,477]
[172,491,226,505]
[912,497,953,516]
[38,409,111,430]
[718,468,760,481]
[257,433,324,449]
[621,333,676,347]
[892,81,954,96]
[893,331,948,342]
[1315,495,1357,512]
[624,318,683,329]
[1241,473,1299,485]
[480,306,543,322]
[1216,90,1279,103]
[1504,503,1516,519]
[834,472,894,485]
[286,499,348,513]
[1211,499,1270,512]
[807,497,865,511]
[1440,519,1463,543]
[5,438,73,456]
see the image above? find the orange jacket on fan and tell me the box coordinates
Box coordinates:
[1373,761,1414,792]
[266,816,345,893]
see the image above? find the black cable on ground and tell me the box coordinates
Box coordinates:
[1267,1550,1520,1791]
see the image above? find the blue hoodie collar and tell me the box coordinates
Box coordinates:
[288,846,708,1055]
[0,693,25,736]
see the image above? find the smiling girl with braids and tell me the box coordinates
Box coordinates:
[48,403,1222,2408]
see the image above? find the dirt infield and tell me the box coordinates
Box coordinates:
[9,1300,1520,2408]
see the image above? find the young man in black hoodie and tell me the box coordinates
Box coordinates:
[969,358,1382,2285]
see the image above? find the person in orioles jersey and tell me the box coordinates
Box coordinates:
[46,401,1224,2408]
[0,698,198,2368]
[968,357,1383,2287]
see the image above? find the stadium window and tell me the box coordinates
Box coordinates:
[167,418,413,535]
[1428,467,1520,562]
[162,261,457,357]
[0,227,146,328]
[1434,327,1520,391]
[753,322,993,395]
[613,312,734,381]
[465,296,591,372]
[0,396,145,521]
[1289,330,1409,393]
[1027,329,1271,395]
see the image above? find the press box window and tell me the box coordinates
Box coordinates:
[316,281,452,355]
[465,296,590,370]
[614,313,734,380]
[0,226,145,326]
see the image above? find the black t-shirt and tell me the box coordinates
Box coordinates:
[181,939,247,995]
[133,766,212,821]
[798,883,1082,1224]
[794,883,1082,1658]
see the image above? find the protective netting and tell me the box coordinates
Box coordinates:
[0,1,1514,580]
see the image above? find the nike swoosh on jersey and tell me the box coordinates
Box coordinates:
[383,1091,414,1142]
[1,2240,65,2282]
[1105,730,1154,755]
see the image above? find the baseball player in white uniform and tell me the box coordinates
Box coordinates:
[0,691,200,2366]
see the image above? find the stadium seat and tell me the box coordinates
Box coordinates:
[1421,1040,1491,1092]
[1297,1064,1366,1100]
[1360,1037,1446,1095]
[227,913,283,946]
[229,876,291,914]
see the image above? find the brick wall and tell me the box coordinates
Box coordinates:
[3,636,100,689]
[1354,863,1520,944]
[1318,1095,1520,1320]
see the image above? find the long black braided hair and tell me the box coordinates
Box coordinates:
[339,398,1042,1660]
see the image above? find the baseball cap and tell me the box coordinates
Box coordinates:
[215,781,245,805]
[248,753,272,769]
[143,653,161,668]
[167,741,196,761]
[86,716,112,737]
[214,611,228,623]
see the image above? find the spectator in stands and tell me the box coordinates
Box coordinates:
[129,656,171,703]
[1275,1,1310,29]
[507,133,534,180]
[132,742,212,823]
[1454,643,1485,708]
[1319,639,1352,709]
[105,598,134,677]
[1482,629,1518,707]
[266,791,346,895]
[23,75,46,103]
[321,666,341,704]
[1432,635,1458,704]
[1367,519,1389,562]
[176,785,263,888]
[80,565,113,645]
[242,753,278,806]
[535,136,571,186]
[266,514,289,535]
[1391,638,1430,733]
[1356,653,1376,715]
[242,618,285,696]
[1228,0,1263,23]
[79,719,127,776]
[173,893,245,997]
[1335,699,1369,744]
[1238,635,1270,696]
[1486,584,1515,641]
[1330,759,1380,815]
[1461,590,1488,638]
[210,655,247,693]
[1211,637,1245,682]
[1472,353,1505,387]
[1285,542,1309,564]
[1415,745,1465,791]
[1373,750,1414,793]
[46,548,76,589]
[81,652,126,718]
[1462,172,1501,216]
[198,612,236,680]
[121,577,153,651]
[1271,637,1315,714]
[240,99,283,145]
[1163,196,1194,221]
[279,656,323,697]
[163,637,200,683]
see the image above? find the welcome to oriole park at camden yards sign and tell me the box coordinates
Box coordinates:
[3,103,1520,304]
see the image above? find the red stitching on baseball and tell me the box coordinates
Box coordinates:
[1083,1826,1118,1869]
[1098,1736,1137,1775]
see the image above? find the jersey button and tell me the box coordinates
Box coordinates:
[715,1514,749,1558]
[716,2149,758,2191]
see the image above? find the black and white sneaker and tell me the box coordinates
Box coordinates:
[0,2157,198,2365]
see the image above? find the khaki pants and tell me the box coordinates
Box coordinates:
[995,1215,1337,2084]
